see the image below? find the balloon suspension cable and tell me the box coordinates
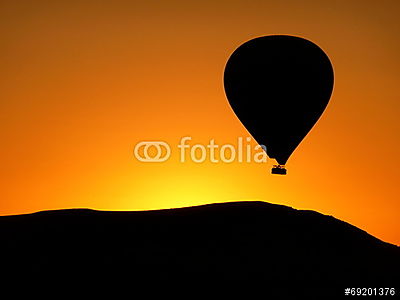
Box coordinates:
[271,164,287,175]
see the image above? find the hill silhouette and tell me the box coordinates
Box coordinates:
[1,201,399,296]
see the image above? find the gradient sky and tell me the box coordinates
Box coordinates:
[1,0,399,245]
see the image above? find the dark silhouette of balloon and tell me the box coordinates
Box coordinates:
[224,35,334,175]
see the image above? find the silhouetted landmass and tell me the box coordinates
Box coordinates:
[1,201,399,296]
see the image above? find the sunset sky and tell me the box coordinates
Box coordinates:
[1,0,399,245]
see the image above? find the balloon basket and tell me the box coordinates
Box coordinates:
[271,165,287,175]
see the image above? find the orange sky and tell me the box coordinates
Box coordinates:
[1,0,399,245]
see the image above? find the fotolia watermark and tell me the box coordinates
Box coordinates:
[133,137,268,163]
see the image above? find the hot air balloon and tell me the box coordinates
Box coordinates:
[224,35,334,175]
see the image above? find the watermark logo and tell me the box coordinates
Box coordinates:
[133,136,267,164]
[133,141,171,162]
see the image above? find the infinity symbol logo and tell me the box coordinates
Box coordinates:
[133,141,171,162]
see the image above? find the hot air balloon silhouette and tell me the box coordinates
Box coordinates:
[224,35,334,175]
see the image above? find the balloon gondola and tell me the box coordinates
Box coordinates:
[271,165,287,175]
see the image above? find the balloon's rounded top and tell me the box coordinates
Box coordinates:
[224,35,334,170]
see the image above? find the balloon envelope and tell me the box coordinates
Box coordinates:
[224,35,334,166]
